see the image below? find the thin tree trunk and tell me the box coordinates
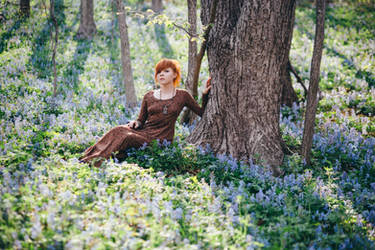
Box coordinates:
[109,0,119,89]
[20,0,30,17]
[50,0,58,97]
[116,0,137,108]
[281,61,299,107]
[301,0,326,165]
[188,0,296,175]
[191,0,218,99]
[111,0,116,48]
[152,0,174,58]
[280,6,298,108]
[152,0,163,13]
[77,0,96,39]
[181,0,198,125]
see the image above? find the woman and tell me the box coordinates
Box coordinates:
[80,58,211,167]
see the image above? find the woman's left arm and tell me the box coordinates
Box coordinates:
[184,78,211,117]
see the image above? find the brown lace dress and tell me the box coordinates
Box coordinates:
[80,89,208,165]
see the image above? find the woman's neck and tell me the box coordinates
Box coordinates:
[160,84,175,94]
[157,84,176,100]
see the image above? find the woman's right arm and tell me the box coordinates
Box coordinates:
[128,94,148,129]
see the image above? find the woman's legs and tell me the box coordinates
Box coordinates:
[80,126,149,166]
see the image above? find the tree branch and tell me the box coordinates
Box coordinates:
[288,60,308,99]
[172,22,197,38]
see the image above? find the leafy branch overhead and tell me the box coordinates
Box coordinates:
[124,7,207,42]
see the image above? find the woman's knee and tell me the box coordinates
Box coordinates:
[110,125,131,134]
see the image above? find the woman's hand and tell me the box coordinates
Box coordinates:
[127,120,140,129]
[202,77,212,95]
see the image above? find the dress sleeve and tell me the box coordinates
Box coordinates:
[183,90,209,117]
[137,94,148,126]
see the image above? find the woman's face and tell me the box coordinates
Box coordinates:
[157,67,176,86]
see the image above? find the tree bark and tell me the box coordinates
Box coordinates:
[20,0,30,17]
[181,0,198,125]
[116,0,137,108]
[301,0,326,165]
[77,0,96,39]
[281,61,299,107]
[280,5,298,108]
[188,0,296,171]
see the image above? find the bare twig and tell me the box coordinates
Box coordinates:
[172,22,197,38]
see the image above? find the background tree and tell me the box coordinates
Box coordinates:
[116,0,137,108]
[152,0,163,12]
[279,3,299,108]
[50,0,59,97]
[20,0,30,17]
[77,0,96,39]
[188,0,296,175]
[186,0,197,96]
[181,0,218,125]
[181,0,198,124]
[151,0,173,58]
[301,0,327,165]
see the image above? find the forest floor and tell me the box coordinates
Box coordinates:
[1,0,375,248]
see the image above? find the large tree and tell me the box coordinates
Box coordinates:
[188,0,296,174]
[77,0,96,39]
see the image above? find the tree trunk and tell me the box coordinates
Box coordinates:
[188,0,296,171]
[152,0,163,13]
[181,0,198,125]
[281,61,299,107]
[20,0,30,17]
[280,6,298,108]
[191,0,218,99]
[50,0,59,97]
[152,0,174,58]
[181,0,218,125]
[77,0,96,39]
[301,0,326,165]
[116,0,137,108]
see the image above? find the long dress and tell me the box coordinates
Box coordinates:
[79,89,208,166]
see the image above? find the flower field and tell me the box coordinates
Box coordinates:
[1,0,374,248]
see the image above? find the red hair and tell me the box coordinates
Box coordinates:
[154,58,181,87]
